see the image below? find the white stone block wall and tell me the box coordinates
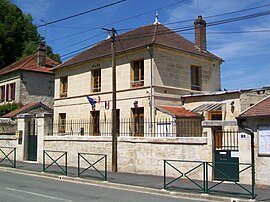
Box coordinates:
[43,136,211,181]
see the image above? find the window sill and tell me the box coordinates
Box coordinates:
[60,92,67,98]
[131,82,144,88]
[258,154,270,157]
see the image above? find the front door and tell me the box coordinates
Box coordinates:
[27,119,37,161]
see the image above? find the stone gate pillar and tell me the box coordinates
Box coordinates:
[16,114,32,161]
[36,113,52,163]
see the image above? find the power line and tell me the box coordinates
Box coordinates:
[115,31,130,63]
[60,11,270,61]
[54,33,105,52]
[60,42,98,58]
[37,0,127,28]
[47,0,188,43]
[58,7,270,59]
[178,30,270,35]
[117,10,270,40]
[165,2,270,25]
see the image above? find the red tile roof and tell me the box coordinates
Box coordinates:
[239,96,270,118]
[158,106,201,118]
[55,23,223,69]
[0,53,58,76]
[2,102,52,118]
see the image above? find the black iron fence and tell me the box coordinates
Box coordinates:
[164,159,255,199]
[48,118,203,137]
[0,147,16,168]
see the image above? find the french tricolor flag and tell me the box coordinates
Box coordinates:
[104,101,110,110]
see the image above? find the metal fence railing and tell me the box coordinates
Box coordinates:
[47,118,203,137]
[43,150,67,176]
[0,147,16,168]
[78,153,107,181]
[164,160,255,199]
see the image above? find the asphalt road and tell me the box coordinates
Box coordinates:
[0,171,202,202]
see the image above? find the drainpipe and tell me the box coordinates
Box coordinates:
[237,118,255,199]
[147,46,153,131]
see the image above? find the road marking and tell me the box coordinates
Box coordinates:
[5,187,73,202]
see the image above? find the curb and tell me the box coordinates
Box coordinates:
[0,166,254,202]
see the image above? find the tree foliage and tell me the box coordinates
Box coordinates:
[0,102,20,117]
[0,0,61,69]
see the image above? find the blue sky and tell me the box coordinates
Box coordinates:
[13,0,270,90]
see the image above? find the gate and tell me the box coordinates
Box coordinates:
[27,118,37,161]
[214,130,239,181]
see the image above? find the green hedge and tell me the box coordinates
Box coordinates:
[0,103,20,117]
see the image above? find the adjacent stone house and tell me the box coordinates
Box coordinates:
[0,44,58,162]
[237,95,270,186]
[182,87,270,186]
[0,43,57,109]
[182,87,270,126]
[52,16,223,137]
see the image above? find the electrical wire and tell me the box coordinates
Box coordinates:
[115,31,130,63]
[165,2,270,25]
[36,0,128,27]
[116,10,270,40]
[46,0,188,43]
[54,33,105,52]
[59,9,270,59]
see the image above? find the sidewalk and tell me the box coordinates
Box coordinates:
[1,161,270,202]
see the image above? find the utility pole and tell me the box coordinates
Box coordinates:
[102,27,117,172]
[111,28,117,172]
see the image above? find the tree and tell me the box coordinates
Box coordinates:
[0,0,61,69]
[0,102,20,117]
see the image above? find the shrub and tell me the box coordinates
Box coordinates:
[0,102,20,117]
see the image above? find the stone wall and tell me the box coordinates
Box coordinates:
[20,71,54,108]
[43,136,211,180]
[0,135,17,147]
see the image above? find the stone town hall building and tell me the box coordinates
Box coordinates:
[52,16,223,134]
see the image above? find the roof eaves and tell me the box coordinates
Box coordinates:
[156,106,175,117]
[238,95,270,117]
[237,114,270,119]
[53,44,154,70]
[154,42,223,62]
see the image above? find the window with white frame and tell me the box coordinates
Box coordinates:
[258,126,270,155]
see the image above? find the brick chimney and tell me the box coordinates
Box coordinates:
[37,42,46,67]
[194,15,207,51]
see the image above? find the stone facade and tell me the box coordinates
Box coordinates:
[0,70,54,108]
[54,46,221,121]
[20,71,54,107]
